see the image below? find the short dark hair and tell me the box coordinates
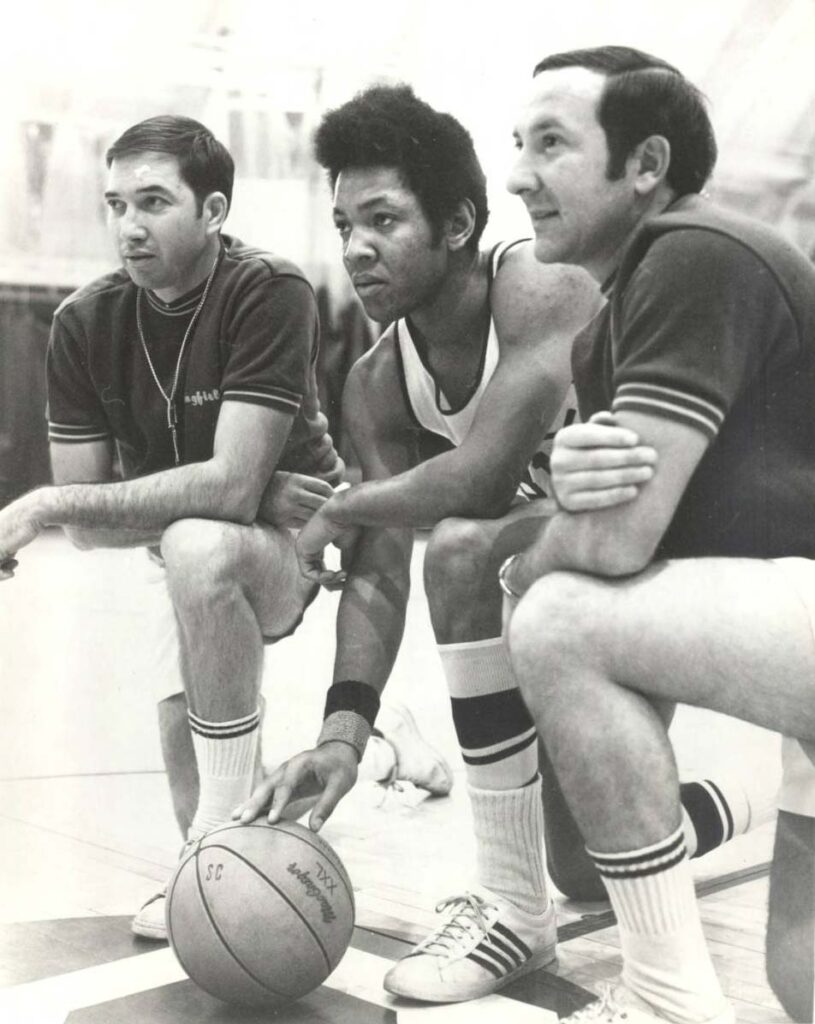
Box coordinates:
[106,115,235,214]
[314,84,489,251]
[534,46,717,195]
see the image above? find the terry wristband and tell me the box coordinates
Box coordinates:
[317,680,381,761]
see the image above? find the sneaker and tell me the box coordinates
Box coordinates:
[383,889,557,1002]
[563,983,735,1023]
[131,836,198,941]
[378,703,454,797]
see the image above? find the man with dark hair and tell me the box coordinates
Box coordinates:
[237,82,775,1006]
[0,113,438,943]
[500,45,815,1023]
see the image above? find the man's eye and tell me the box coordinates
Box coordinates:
[373,213,394,228]
[334,222,350,238]
[106,199,125,214]
[540,134,561,150]
[144,196,168,210]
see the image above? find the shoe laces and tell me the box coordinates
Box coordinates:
[416,892,496,958]
[566,984,630,1022]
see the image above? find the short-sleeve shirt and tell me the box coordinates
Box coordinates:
[572,195,815,560]
[46,235,340,481]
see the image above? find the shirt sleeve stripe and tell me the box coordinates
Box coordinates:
[612,383,724,439]
[222,388,302,414]
[48,424,111,443]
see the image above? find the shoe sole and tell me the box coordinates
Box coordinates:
[131,920,167,941]
[383,941,557,1002]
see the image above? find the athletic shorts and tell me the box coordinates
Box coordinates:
[772,557,815,816]
[144,538,318,704]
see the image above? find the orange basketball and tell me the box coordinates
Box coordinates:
[166,820,355,1008]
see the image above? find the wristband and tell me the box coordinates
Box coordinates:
[317,681,381,761]
[497,554,523,600]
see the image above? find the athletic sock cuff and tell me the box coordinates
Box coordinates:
[187,707,261,740]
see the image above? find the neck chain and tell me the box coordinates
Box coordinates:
[136,251,221,465]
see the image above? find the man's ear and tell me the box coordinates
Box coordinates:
[445,198,477,252]
[632,135,671,196]
[202,191,229,234]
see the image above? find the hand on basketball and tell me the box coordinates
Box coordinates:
[234,742,359,832]
[295,503,349,590]
[0,490,47,579]
[258,472,335,529]
[551,411,658,512]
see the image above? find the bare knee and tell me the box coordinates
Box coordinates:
[424,518,496,600]
[161,518,249,600]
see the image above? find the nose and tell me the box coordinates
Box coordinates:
[343,226,376,266]
[506,148,538,197]
[118,207,148,243]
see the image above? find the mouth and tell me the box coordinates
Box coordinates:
[123,253,155,264]
[353,277,386,295]
[528,210,558,226]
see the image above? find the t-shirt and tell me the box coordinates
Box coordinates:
[572,195,815,559]
[46,235,340,482]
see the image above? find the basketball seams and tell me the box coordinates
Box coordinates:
[199,844,336,973]
[166,853,292,1005]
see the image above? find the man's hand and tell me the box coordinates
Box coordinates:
[551,411,657,512]
[295,500,350,589]
[233,741,359,832]
[0,490,49,579]
[258,472,335,529]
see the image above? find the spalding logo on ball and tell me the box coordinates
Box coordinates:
[166,819,355,1008]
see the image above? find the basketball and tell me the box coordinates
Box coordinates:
[166,819,355,1008]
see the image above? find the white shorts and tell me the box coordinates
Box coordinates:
[144,542,318,704]
[773,557,815,816]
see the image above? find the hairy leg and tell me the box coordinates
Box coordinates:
[508,557,815,850]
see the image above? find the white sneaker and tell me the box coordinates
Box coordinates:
[378,703,454,797]
[131,837,198,941]
[563,983,735,1023]
[383,889,557,1002]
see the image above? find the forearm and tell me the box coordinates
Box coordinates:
[326,457,513,533]
[29,462,260,536]
[62,525,164,551]
[332,527,413,691]
[511,507,654,594]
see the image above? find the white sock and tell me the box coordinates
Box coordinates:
[470,778,549,916]
[189,707,260,838]
[589,825,729,1023]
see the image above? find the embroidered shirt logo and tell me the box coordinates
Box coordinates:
[185,388,221,407]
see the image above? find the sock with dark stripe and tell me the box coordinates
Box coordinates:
[588,825,729,1023]
[681,769,775,858]
[189,707,261,839]
[440,638,548,915]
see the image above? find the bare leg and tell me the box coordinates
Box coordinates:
[158,693,198,837]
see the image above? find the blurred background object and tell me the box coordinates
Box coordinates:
[2,0,814,505]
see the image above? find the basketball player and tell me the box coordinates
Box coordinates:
[237,84,776,1004]
[501,46,815,1023]
[0,114,448,944]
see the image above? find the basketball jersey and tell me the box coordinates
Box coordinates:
[393,240,577,500]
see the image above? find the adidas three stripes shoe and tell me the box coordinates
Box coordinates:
[383,888,557,1002]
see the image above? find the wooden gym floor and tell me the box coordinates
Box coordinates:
[0,529,791,1022]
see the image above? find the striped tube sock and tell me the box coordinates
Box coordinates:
[588,825,728,1023]
[681,769,776,858]
[189,707,261,838]
[440,638,547,915]
[441,638,538,790]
